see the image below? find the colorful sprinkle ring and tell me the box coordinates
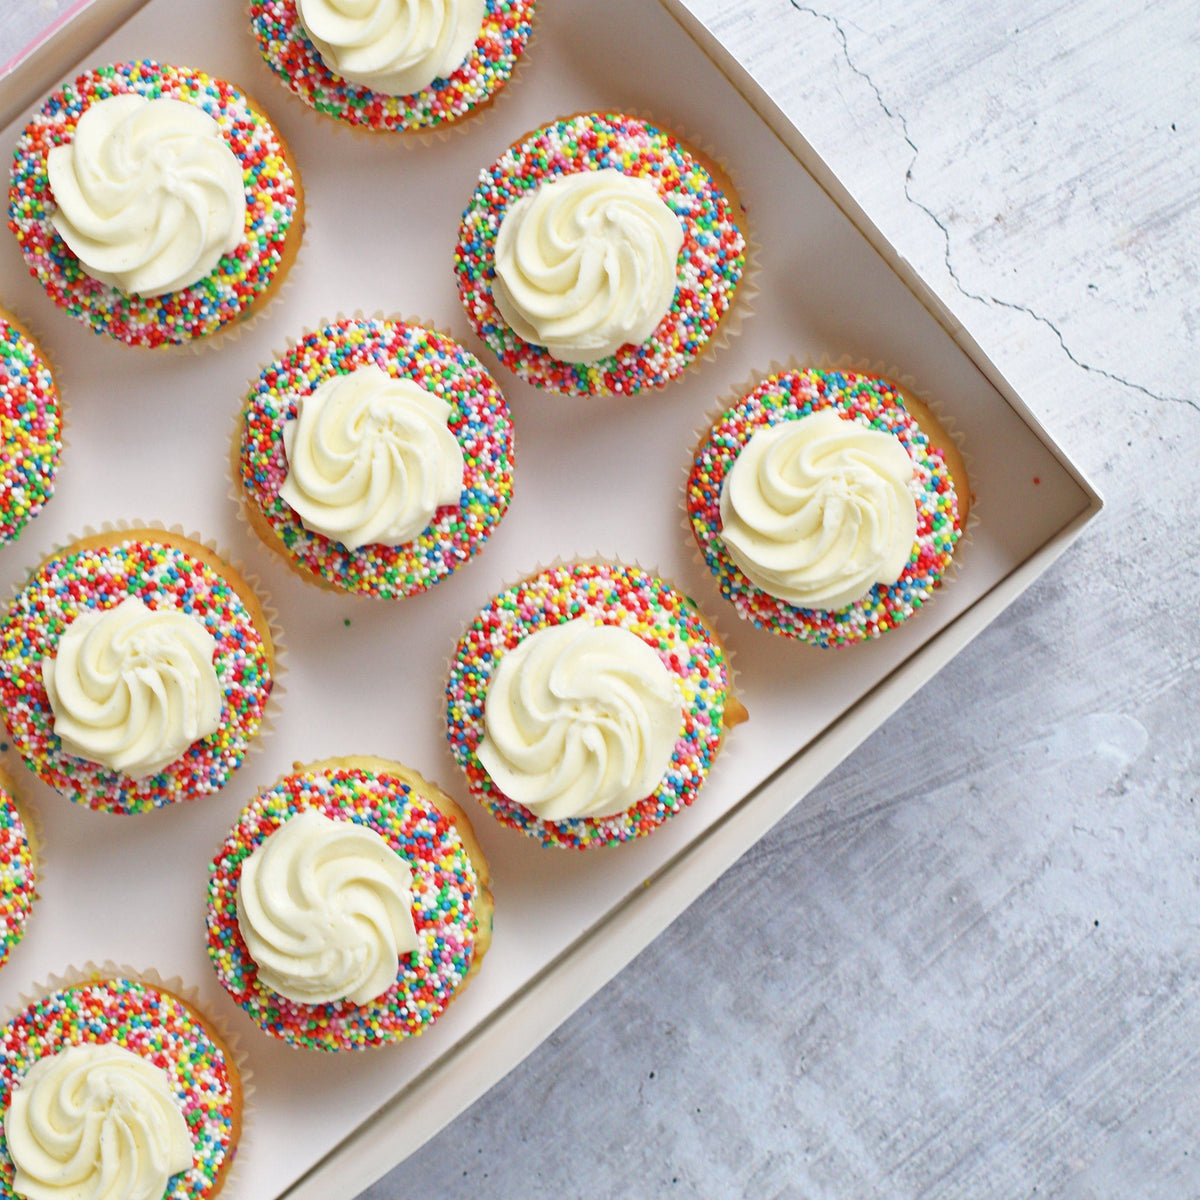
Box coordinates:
[8,60,303,348]
[0,532,275,815]
[0,314,61,545]
[236,316,515,598]
[446,562,743,849]
[0,977,241,1200]
[0,775,35,972]
[207,758,492,1051]
[250,0,537,133]
[456,112,748,396]
[687,368,966,647]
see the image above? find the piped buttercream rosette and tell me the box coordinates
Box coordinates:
[687,367,967,646]
[447,561,746,849]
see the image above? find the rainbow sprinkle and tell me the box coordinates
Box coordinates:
[238,316,514,598]
[446,562,734,848]
[0,788,34,972]
[250,0,537,132]
[0,537,274,814]
[8,60,301,348]
[207,764,486,1051]
[0,978,238,1200]
[687,369,964,647]
[0,317,60,545]
[456,112,747,396]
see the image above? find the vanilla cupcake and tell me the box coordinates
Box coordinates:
[0,310,62,546]
[0,769,35,972]
[0,974,243,1199]
[0,529,277,814]
[446,561,747,848]
[456,112,749,396]
[234,316,514,597]
[207,756,493,1050]
[8,60,304,347]
[687,367,969,646]
[250,0,538,133]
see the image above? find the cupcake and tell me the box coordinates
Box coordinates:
[8,60,304,348]
[446,561,747,849]
[455,112,749,397]
[250,0,538,133]
[207,756,493,1051]
[0,528,277,814]
[234,315,515,598]
[0,974,243,1200]
[687,367,969,647]
[0,770,35,972]
[0,310,61,547]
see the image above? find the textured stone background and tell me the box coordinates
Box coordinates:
[3,1,1197,1196]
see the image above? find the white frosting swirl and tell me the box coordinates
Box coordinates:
[236,808,419,1006]
[296,0,486,96]
[279,364,465,550]
[477,620,682,821]
[4,1043,192,1200]
[46,94,246,298]
[492,169,685,363]
[42,596,223,780]
[719,410,919,609]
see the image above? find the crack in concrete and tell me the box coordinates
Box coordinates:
[787,1,1200,415]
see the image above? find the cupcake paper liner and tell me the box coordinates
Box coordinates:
[444,554,747,850]
[0,521,285,814]
[229,311,516,600]
[2,961,252,1200]
[247,0,540,143]
[683,358,973,647]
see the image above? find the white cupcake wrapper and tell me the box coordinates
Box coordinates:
[7,961,253,1199]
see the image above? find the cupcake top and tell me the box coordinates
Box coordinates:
[207,757,492,1051]
[0,977,240,1200]
[236,316,514,598]
[0,776,35,972]
[0,314,61,546]
[8,60,302,347]
[456,112,747,396]
[446,562,745,848]
[251,0,537,132]
[0,531,275,814]
[688,368,965,646]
